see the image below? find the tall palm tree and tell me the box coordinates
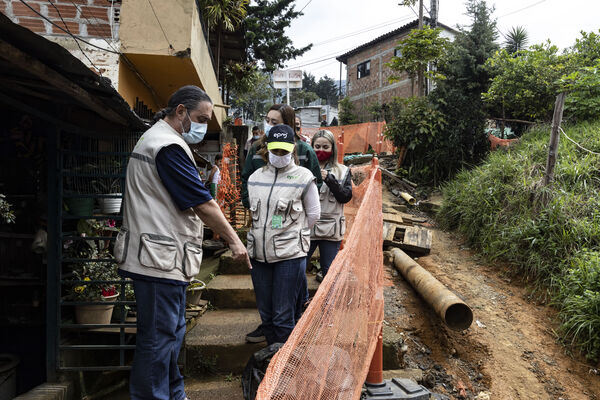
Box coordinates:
[199,0,248,81]
[504,26,529,54]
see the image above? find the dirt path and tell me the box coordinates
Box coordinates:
[382,190,600,400]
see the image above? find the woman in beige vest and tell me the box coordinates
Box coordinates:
[246,124,320,344]
[308,130,353,282]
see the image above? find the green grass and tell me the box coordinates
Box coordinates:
[437,120,600,361]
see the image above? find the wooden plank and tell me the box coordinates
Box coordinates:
[383,213,404,225]
[383,222,397,243]
[399,226,432,255]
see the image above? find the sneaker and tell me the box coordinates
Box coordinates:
[316,271,324,283]
[245,325,266,343]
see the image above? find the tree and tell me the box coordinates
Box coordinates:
[338,97,359,125]
[384,96,447,183]
[386,25,450,95]
[569,29,600,68]
[302,72,318,93]
[229,71,275,121]
[424,0,498,181]
[504,26,528,54]
[245,0,312,72]
[199,0,248,80]
[291,90,319,107]
[483,43,568,121]
[315,76,339,106]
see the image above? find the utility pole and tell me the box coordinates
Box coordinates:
[544,93,566,186]
[417,0,424,96]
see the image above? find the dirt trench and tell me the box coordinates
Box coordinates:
[383,191,600,399]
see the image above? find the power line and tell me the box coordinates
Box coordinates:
[312,15,414,47]
[17,0,120,54]
[299,0,314,13]
[45,0,102,75]
[66,0,120,54]
[498,0,548,18]
[146,0,174,52]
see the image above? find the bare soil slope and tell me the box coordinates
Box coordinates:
[383,191,600,399]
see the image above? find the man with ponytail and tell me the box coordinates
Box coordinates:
[116,85,250,400]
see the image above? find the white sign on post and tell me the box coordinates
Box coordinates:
[273,70,302,104]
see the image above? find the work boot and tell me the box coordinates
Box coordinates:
[245,325,266,343]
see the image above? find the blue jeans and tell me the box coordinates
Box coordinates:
[306,240,342,277]
[296,240,342,317]
[130,279,187,400]
[251,257,305,344]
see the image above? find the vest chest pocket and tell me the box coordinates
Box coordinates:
[275,199,290,224]
[313,218,337,238]
[249,198,261,227]
[183,242,203,278]
[272,232,300,259]
[289,199,303,222]
[139,233,178,272]
[113,227,129,263]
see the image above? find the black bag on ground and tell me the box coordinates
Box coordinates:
[242,343,284,400]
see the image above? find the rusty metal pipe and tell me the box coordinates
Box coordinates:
[390,248,473,331]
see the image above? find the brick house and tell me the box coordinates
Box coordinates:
[336,18,456,121]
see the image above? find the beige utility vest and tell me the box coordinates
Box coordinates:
[115,120,204,282]
[247,161,315,263]
[311,164,349,241]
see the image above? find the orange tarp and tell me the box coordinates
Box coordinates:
[256,159,384,400]
[302,122,395,154]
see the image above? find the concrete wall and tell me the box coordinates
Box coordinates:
[119,0,224,126]
[119,0,192,56]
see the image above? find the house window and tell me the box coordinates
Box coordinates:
[357,60,370,79]
[394,48,402,57]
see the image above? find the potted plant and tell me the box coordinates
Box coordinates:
[92,158,123,214]
[186,279,207,306]
[70,249,121,324]
[64,219,122,324]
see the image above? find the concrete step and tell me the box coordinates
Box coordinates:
[185,377,243,400]
[203,274,320,309]
[185,308,264,374]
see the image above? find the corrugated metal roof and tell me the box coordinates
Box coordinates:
[336,18,457,64]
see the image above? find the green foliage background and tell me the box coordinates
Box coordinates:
[437,121,600,361]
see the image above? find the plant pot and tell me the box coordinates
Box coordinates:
[98,195,122,214]
[186,280,206,306]
[75,293,119,324]
[64,197,94,216]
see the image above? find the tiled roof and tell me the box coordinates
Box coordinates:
[336,18,457,64]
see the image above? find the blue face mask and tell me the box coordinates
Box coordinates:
[264,121,273,135]
[252,135,260,140]
[182,112,208,144]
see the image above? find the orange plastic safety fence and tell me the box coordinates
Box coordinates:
[216,143,243,227]
[256,158,384,400]
[302,122,395,154]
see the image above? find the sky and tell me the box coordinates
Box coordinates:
[282,0,600,81]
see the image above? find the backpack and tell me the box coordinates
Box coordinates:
[241,343,284,400]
